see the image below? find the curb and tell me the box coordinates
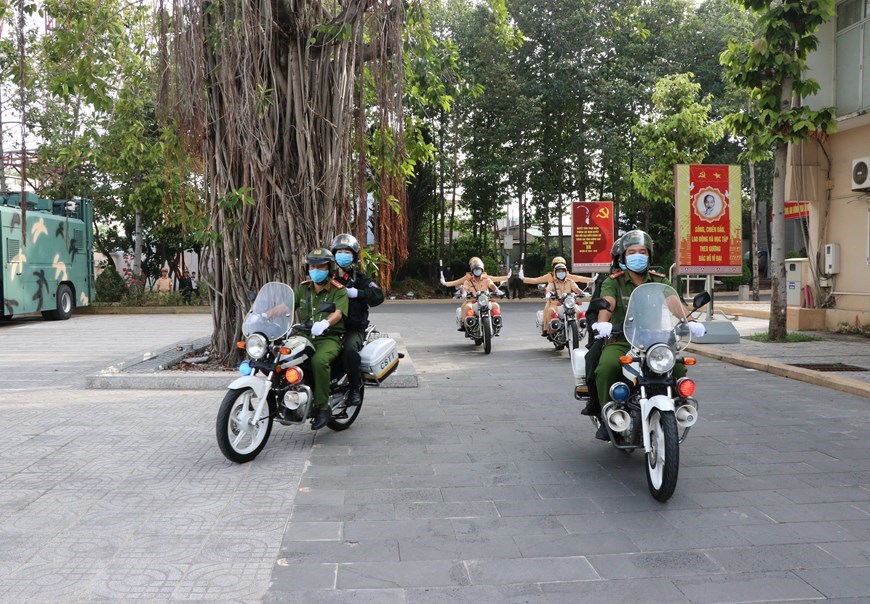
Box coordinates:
[77,305,211,315]
[86,333,418,390]
[687,343,870,399]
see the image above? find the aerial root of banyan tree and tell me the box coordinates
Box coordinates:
[163,0,407,361]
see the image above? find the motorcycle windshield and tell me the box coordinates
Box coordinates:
[623,282,690,352]
[242,282,295,340]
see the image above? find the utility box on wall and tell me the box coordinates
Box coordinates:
[824,243,840,274]
[786,258,810,306]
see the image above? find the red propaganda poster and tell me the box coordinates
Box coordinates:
[675,165,742,275]
[572,201,614,272]
[785,201,811,220]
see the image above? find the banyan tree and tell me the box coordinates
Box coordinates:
[163,0,408,361]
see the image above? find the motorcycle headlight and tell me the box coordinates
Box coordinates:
[563,296,576,311]
[478,294,489,307]
[646,344,676,374]
[245,333,268,359]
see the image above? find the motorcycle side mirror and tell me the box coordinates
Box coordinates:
[317,301,336,314]
[692,291,712,309]
[587,298,611,313]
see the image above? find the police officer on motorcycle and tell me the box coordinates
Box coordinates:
[330,234,385,407]
[590,230,705,440]
[294,248,349,430]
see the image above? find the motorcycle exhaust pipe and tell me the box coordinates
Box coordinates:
[464,316,478,328]
[676,403,698,428]
[549,318,562,332]
[602,402,631,433]
[283,389,309,411]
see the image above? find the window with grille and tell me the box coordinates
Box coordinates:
[6,239,19,262]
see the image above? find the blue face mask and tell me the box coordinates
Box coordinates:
[472,268,483,277]
[309,268,329,283]
[625,253,649,273]
[335,252,354,268]
[619,262,627,271]
[555,271,567,280]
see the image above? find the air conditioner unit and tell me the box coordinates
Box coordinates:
[852,157,870,192]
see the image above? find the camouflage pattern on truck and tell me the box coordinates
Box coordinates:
[1,192,94,320]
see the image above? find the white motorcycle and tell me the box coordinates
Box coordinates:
[216,282,399,463]
[455,289,503,354]
[587,284,710,501]
[536,291,589,351]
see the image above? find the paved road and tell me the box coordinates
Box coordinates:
[1,303,869,602]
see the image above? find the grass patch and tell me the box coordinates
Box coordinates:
[745,332,824,343]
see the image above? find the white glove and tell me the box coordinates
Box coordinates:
[518,268,525,280]
[311,319,330,336]
[687,321,706,338]
[495,289,505,297]
[506,267,512,278]
[346,287,358,298]
[544,292,552,299]
[440,272,446,286]
[592,321,613,339]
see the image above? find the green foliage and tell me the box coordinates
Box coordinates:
[95,266,126,303]
[631,73,726,207]
[720,261,751,290]
[359,247,391,280]
[721,0,838,161]
[746,331,822,343]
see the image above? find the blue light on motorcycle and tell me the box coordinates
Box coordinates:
[609,383,630,402]
[238,361,253,376]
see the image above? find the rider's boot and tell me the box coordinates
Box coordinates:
[347,386,362,407]
[311,406,331,430]
[595,420,611,441]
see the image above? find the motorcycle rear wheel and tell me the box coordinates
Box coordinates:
[645,409,679,501]
[216,388,275,463]
[328,386,364,431]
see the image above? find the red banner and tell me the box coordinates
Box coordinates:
[785,201,810,220]
[572,201,614,272]
[675,164,742,275]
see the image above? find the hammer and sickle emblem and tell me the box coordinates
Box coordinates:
[595,207,610,219]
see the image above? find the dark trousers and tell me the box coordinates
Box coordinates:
[584,338,605,410]
[342,329,366,389]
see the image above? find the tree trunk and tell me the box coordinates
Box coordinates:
[749,159,760,301]
[17,0,27,242]
[768,74,793,340]
[168,0,370,362]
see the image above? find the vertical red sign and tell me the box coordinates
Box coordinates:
[572,201,614,272]
[675,165,742,275]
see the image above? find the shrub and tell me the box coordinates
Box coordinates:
[95,267,126,302]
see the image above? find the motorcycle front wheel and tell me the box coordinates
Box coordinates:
[483,317,492,354]
[645,409,679,501]
[328,386,364,431]
[216,388,275,463]
[569,320,580,350]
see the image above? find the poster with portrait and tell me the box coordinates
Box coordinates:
[571,201,614,272]
[674,164,742,275]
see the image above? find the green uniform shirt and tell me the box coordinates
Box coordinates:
[599,270,672,328]
[293,279,349,335]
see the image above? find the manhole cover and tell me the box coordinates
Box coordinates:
[790,363,868,372]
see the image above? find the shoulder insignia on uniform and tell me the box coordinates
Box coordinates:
[331,279,345,289]
[649,270,666,278]
[300,279,312,285]
[608,270,624,279]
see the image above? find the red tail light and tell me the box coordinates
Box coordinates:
[492,308,501,316]
[285,367,303,384]
[578,311,586,318]
[677,378,695,398]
